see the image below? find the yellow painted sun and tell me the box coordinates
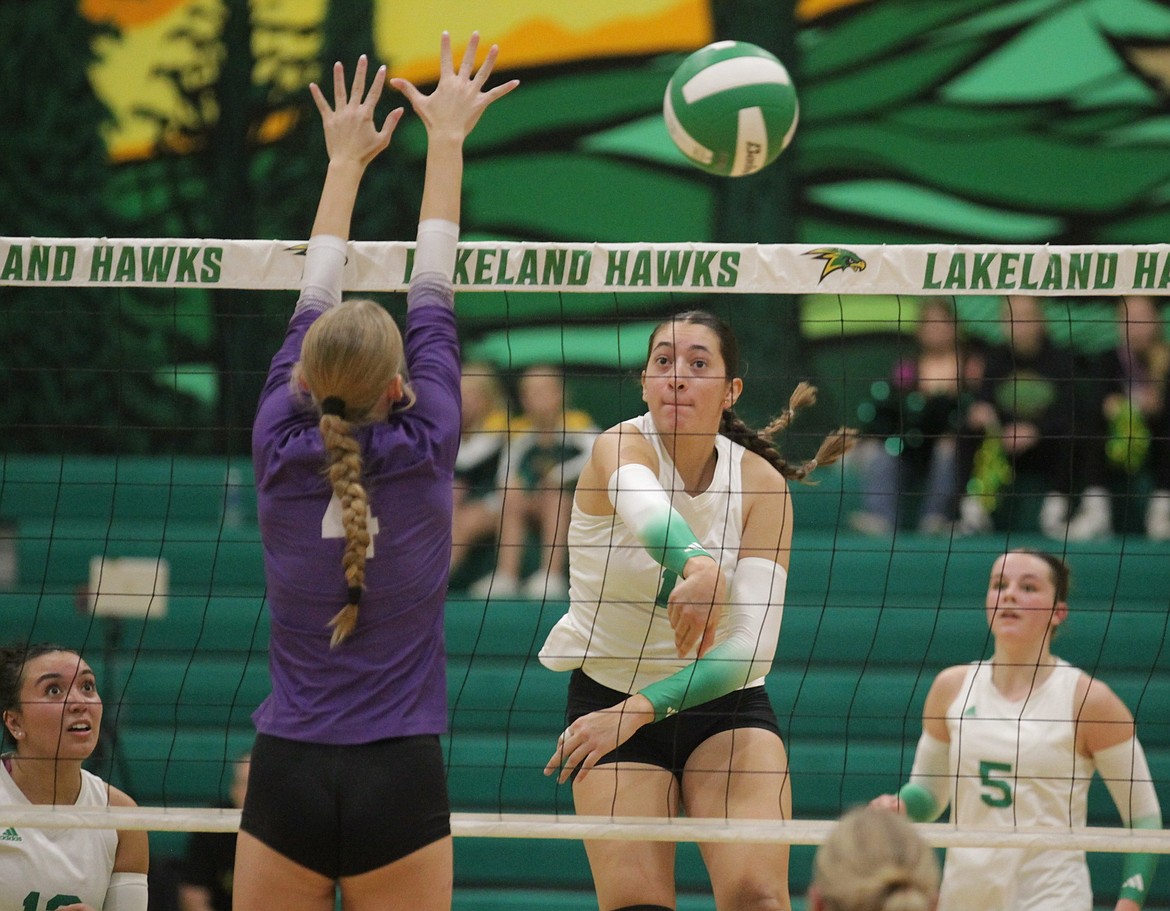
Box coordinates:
[81,0,871,161]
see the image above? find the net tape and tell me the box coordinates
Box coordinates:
[3,237,1170,295]
[2,807,1169,852]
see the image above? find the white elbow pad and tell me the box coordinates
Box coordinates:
[726,557,786,680]
[104,872,149,911]
[300,234,348,307]
[414,218,460,279]
[1096,737,1163,827]
[908,732,952,817]
[607,463,672,529]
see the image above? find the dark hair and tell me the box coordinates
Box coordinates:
[1,643,78,715]
[1007,548,1071,603]
[1,643,80,747]
[647,310,855,482]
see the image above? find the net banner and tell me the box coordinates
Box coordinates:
[2,236,1170,295]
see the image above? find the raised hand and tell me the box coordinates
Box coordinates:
[310,54,403,168]
[391,31,519,142]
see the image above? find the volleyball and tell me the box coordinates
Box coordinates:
[664,40,799,178]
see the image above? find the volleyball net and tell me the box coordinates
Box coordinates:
[2,236,1169,864]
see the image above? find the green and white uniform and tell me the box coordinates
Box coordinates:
[939,659,1093,911]
[0,764,117,911]
[540,412,770,696]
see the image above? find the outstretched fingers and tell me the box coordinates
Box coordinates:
[470,42,498,88]
[439,29,453,78]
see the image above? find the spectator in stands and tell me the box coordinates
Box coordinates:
[808,805,940,911]
[850,298,979,536]
[449,361,509,587]
[956,295,1077,537]
[872,548,1162,911]
[1068,295,1170,540]
[0,643,149,909]
[177,752,250,911]
[472,363,598,600]
[541,310,854,911]
[237,39,516,911]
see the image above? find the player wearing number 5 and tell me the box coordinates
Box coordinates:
[872,549,1162,911]
[238,36,516,911]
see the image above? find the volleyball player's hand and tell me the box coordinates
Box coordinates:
[869,793,907,815]
[391,32,519,142]
[309,55,401,168]
[544,696,655,784]
[667,556,726,658]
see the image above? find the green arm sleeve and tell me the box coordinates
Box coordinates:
[638,508,712,579]
[638,639,757,721]
[1120,815,1161,907]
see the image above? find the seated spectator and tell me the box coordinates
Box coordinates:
[178,752,251,911]
[956,295,1076,537]
[1069,295,1170,540]
[450,362,510,587]
[850,298,979,535]
[472,363,597,600]
[808,805,940,911]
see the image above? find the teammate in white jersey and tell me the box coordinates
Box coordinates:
[873,549,1162,911]
[541,310,854,911]
[0,643,148,911]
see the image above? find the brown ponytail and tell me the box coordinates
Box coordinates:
[648,311,857,481]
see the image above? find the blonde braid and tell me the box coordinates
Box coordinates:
[320,411,369,647]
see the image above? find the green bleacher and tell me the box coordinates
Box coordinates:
[2,454,1168,909]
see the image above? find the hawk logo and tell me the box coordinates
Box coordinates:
[806,247,867,282]
[285,243,309,256]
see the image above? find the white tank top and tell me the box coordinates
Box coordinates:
[938,659,1094,910]
[0,763,118,911]
[539,412,747,694]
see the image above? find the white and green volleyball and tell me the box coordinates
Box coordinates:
[664,40,799,178]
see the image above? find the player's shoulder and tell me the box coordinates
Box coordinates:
[739,447,788,493]
[106,782,139,809]
[930,664,972,700]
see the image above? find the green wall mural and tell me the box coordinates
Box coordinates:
[2,0,1168,452]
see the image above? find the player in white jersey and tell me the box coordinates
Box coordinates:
[541,310,854,911]
[873,549,1162,911]
[0,643,148,911]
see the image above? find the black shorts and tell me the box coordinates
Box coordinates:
[565,669,782,780]
[240,732,451,879]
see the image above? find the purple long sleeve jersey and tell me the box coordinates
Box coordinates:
[251,276,460,744]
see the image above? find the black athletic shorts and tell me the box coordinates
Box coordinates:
[240,732,451,879]
[564,669,782,779]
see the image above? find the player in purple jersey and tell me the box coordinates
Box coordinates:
[234,35,517,911]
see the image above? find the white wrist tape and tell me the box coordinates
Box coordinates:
[104,872,149,911]
[300,234,348,307]
[414,218,460,279]
[908,731,951,819]
[1097,737,1162,827]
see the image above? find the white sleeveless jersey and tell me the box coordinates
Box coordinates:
[0,764,118,911]
[938,659,1094,911]
[540,412,748,695]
